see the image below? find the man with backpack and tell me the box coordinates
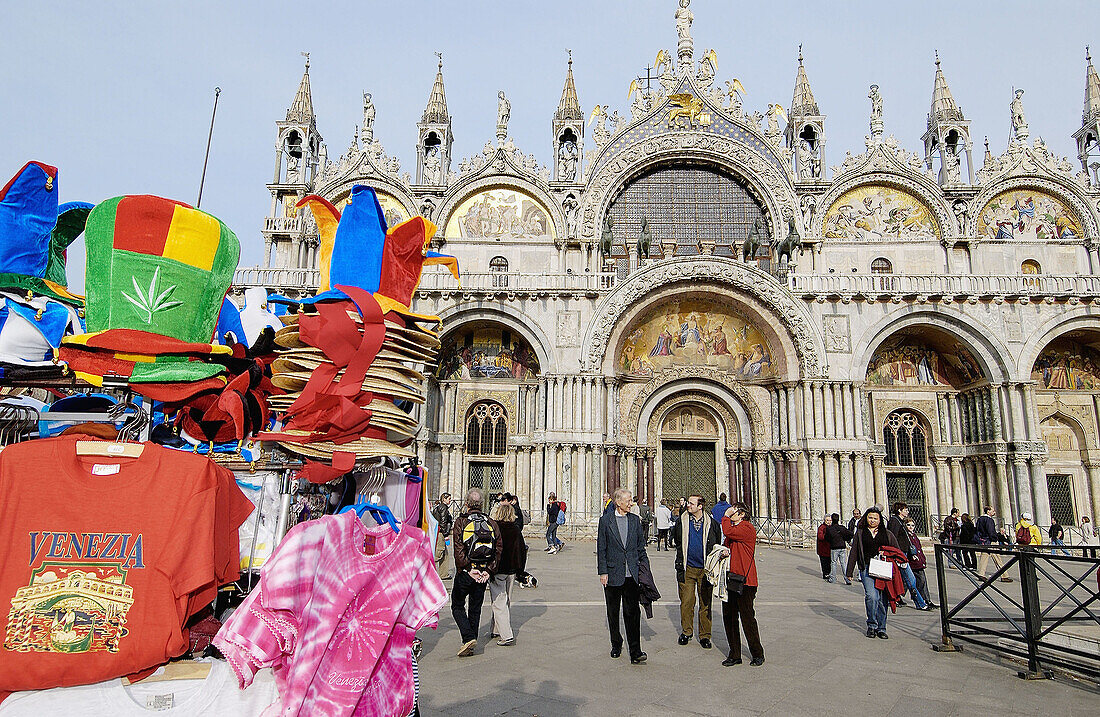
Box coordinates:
[452,489,503,657]
[1014,511,1043,548]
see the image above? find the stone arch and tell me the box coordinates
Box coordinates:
[584,256,825,378]
[579,133,799,244]
[317,176,419,220]
[435,174,563,241]
[436,302,556,375]
[1017,308,1100,384]
[968,175,1099,238]
[812,171,954,238]
[625,365,768,450]
[851,307,1015,385]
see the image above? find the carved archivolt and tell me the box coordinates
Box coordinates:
[456,388,518,434]
[812,171,955,238]
[583,256,826,378]
[579,132,799,243]
[869,395,939,444]
[317,159,418,217]
[626,365,767,447]
[646,393,734,448]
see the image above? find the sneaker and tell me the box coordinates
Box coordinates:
[457,639,477,657]
[865,627,876,638]
[876,631,889,640]
[490,633,500,638]
[896,598,907,607]
[496,637,516,647]
[544,547,553,552]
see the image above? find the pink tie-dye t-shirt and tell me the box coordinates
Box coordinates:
[214,511,446,716]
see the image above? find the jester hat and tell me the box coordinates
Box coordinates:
[59,195,239,383]
[298,185,458,318]
[0,161,91,304]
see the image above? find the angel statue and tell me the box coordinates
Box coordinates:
[628,78,649,119]
[697,48,717,85]
[765,103,787,142]
[725,78,745,116]
[653,49,673,78]
[588,104,611,146]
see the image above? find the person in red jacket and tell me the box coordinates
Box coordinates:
[816,515,832,580]
[720,502,764,667]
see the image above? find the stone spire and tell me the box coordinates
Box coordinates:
[790,46,819,117]
[422,56,450,124]
[286,53,314,123]
[556,52,583,122]
[928,51,964,128]
[1085,46,1100,125]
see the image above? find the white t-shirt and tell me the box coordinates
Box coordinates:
[0,660,279,716]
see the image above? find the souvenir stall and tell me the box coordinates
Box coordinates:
[0,162,457,716]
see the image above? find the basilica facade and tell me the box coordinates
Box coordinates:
[235,2,1100,533]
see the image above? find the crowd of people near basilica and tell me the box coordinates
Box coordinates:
[427,485,1099,665]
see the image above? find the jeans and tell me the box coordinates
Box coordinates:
[827,548,848,582]
[1052,538,1071,556]
[897,563,928,608]
[604,576,642,658]
[451,570,488,643]
[545,523,562,548]
[488,574,515,641]
[859,569,888,632]
[677,565,712,639]
[722,584,763,661]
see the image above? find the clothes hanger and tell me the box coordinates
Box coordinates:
[75,399,148,458]
[125,660,212,685]
[339,501,400,533]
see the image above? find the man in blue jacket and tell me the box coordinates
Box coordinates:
[712,493,731,523]
[597,488,650,664]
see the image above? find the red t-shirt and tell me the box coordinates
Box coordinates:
[0,436,252,693]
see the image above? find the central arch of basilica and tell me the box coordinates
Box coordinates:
[238,2,1100,530]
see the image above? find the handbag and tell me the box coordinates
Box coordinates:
[727,572,746,596]
[868,554,893,580]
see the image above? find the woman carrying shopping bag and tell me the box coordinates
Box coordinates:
[845,507,903,639]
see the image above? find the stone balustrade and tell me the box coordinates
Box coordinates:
[789,272,1100,301]
[415,270,618,295]
[262,216,302,233]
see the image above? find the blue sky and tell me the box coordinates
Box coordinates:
[5,1,1099,291]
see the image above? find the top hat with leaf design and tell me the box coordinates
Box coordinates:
[59,195,239,383]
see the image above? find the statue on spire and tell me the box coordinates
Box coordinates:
[868,84,884,143]
[1010,88,1029,141]
[361,92,375,143]
[496,91,511,142]
[675,0,694,69]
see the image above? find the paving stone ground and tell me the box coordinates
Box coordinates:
[416,539,1098,716]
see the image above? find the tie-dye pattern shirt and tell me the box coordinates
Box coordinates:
[214,512,446,716]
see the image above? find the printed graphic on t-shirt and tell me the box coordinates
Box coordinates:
[4,531,143,654]
[326,590,391,690]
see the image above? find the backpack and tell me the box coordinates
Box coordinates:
[556,501,567,525]
[461,512,497,565]
[1015,524,1032,545]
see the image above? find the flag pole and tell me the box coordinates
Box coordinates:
[197,87,221,208]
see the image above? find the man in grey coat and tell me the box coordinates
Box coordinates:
[597,487,650,664]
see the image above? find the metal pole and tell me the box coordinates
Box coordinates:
[197,87,221,208]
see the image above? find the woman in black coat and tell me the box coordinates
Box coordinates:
[959,513,977,570]
[845,507,902,639]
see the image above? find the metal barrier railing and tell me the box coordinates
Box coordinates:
[753,516,812,548]
[932,543,1100,681]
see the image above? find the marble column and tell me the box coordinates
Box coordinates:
[948,457,965,514]
[992,456,1011,521]
[635,450,645,502]
[1086,462,1100,534]
[812,383,826,439]
[1029,457,1050,526]
[547,444,559,495]
[854,452,870,512]
[852,382,867,439]
[646,450,656,509]
[520,446,532,507]
[823,384,835,440]
[578,445,589,516]
[741,453,753,509]
[799,382,813,441]
[871,455,886,509]
[839,452,855,518]
[454,445,465,495]
[439,445,451,497]
[774,453,788,519]
[823,450,839,515]
[933,458,949,517]
[796,450,810,520]
[1012,456,1033,517]
[534,445,545,505]
[726,452,738,502]
[756,453,771,517]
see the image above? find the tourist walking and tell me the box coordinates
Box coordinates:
[885,503,929,609]
[941,508,961,564]
[959,512,978,570]
[816,515,833,580]
[720,501,764,666]
[1014,512,1043,547]
[1080,515,1098,557]
[674,495,722,649]
[636,497,654,545]
[846,506,902,638]
[545,492,564,553]
[712,492,731,523]
[488,501,524,646]
[597,488,650,664]
[824,512,852,584]
[975,506,1012,582]
[656,500,673,551]
[432,492,454,579]
[452,489,503,656]
[903,518,936,609]
[1049,522,1070,555]
[847,508,861,533]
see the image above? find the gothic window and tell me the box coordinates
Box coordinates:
[285,131,303,158]
[883,411,927,467]
[871,257,893,274]
[465,402,507,456]
[605,162,768,260]
[489,256,509,287]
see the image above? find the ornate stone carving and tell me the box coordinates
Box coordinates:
[456,387,519,433]
[974,136,1092,192]
[626,365,766,448]
[582,256,825,378]
[556,310,580,347]
[645,392,736,447]
[823,315,851,353]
